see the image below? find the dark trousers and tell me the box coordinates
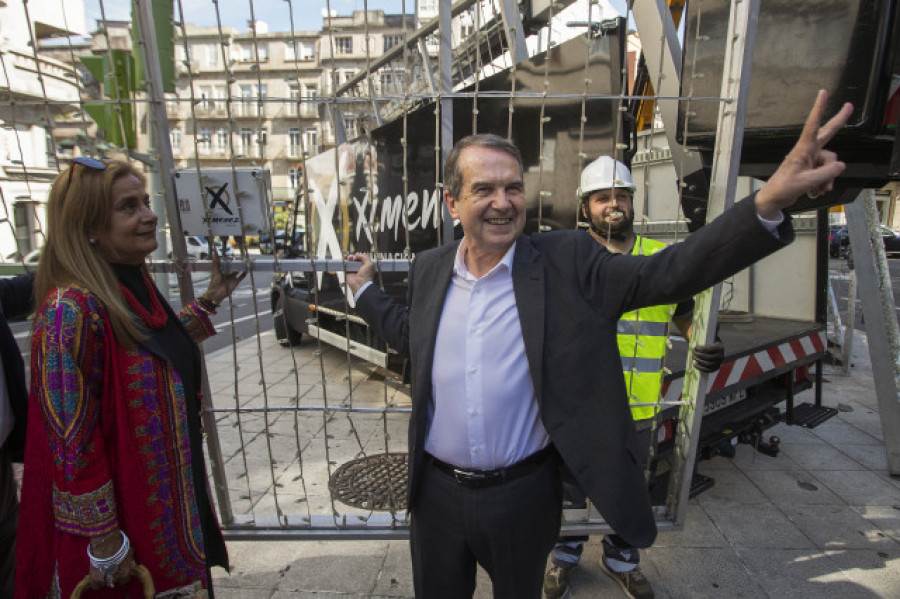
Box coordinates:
[410,454,562,598]
[0,447,18,598]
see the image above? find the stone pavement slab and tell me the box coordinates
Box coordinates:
[207,332,900,598]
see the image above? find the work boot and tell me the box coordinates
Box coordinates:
[543,561,574,599]
[599,559,654,599]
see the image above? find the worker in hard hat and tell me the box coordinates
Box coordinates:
[543,156,725,599]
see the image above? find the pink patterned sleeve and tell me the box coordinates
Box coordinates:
[179,300,217,342]
[34,288,118,538]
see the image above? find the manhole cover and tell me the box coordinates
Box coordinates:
[328,452,408,511]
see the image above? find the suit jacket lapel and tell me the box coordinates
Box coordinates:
[512,237,545,397]
[417,242,457,402]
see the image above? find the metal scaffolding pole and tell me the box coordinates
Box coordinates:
[668,0,760,527]
[844,191,900,475]
[132,0,233,523]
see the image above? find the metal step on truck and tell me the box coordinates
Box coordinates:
[269,0,900,500]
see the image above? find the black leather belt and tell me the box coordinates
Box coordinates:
[428,445,556,488]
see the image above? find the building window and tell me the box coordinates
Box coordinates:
[237,42,268,62]
[289,166,302,188]
[286,40,315,61]
[302,85,318,117]
[287,85,300,116]
[45,131,57,169]
[170,127,182,151]
[257,84,267,117]
[335,36,352,55]
[304,128,318,155]
[236,43,252,62]
[288,127,301,157]
[237,84,266,116]
[198,128,212,154]
[342,114,358,140]
[238,85,253,116]
[380,69,404,92]
[13,201,36,254]
[239,128,253,157]
[214,85,227,113]
[165,93,179,115]
[383,34,403,52]
[199,86,213,113]
[215,128,229,153]
[202,43,218,68]
[257,129,267,154]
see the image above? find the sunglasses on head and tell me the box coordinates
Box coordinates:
[63,157,107,198]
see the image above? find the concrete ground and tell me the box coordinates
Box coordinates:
[205,330,899,598]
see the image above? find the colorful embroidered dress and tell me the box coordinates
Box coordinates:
[16,284,222,598]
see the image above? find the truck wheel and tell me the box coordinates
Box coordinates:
[273,295,302,346]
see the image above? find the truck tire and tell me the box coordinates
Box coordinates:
[273,294,302,346]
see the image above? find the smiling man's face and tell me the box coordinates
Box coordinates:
[445,145,526,273]
[583,188,635,239]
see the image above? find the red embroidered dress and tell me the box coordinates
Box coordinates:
[16,285,220,597]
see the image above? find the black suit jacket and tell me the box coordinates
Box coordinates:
[356,195,791,548]
[0,275,34,462]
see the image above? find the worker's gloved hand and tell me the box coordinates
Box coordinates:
[692,340,725,372]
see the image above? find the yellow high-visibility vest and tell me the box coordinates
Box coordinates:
[617,236,678,421]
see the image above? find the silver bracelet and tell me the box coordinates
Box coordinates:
[87,530,130,588]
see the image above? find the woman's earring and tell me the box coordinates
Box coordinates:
[89,238,97,246]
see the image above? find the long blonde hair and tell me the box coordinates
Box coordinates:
[35,160,150,347]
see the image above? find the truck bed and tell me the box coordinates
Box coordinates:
[663,315,826,399]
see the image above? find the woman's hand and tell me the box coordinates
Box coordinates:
[203,240,247,305]
[88,530,136,588]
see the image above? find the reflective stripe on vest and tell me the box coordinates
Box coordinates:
[618,236,677,421]
[617,319,669,337]
[620,355,665,373]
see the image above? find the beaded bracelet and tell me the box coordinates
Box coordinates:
[87,530,130,588]
[196,293,220,314]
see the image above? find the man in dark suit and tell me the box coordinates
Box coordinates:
[0,273,34,596]
[346,92,852,598]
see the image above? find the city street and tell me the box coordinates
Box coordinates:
[828,256,900,332]
[9,267,275,362]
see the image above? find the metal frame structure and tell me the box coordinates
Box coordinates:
[844,191,900,475]
[131,0,765,538]
[27,0,894,541]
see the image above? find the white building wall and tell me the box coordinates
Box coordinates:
[0,0,83,261]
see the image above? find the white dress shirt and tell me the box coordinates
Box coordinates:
[425,241,549,470]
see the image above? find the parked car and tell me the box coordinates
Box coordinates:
[259,228,305,254]
[829,224,900,259]
[5,249,41,265]
[2,249,41,273]
[168,236,235,261]
[829,225,848,257]
[881,226,900,256]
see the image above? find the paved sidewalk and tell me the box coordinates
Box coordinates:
[208,331,900,598]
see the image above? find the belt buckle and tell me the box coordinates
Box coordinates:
[452,468,498,487]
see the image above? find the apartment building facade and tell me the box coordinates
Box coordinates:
[0,0,84,260]
[169,10,415,209]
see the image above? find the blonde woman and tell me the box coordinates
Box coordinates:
[16,158,244,597]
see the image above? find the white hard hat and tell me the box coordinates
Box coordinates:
[579,156,635,198]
